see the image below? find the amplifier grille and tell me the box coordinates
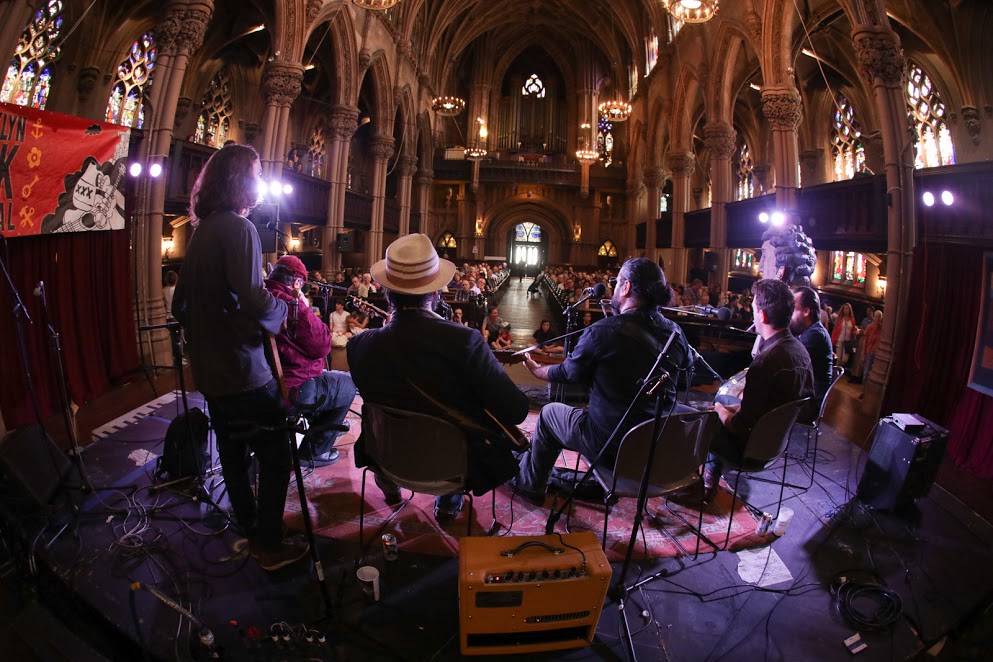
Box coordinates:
[524,611,591,624]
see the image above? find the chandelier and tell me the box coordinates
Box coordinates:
[598,100,632,122]
[431,96,466,116]
[351,0,401,10]
[666,0,719,24]
[465,118,488,160]
[576,123,599,165]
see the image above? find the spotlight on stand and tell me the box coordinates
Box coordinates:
[128,160,164,178]
[941,190,954,206]
[129,162,142,178]
[758,212,770,224]
[922,191,935,207]
[771,211,786,226]
[148,163,163,178]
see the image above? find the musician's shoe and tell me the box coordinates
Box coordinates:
[250,535,310,572]
[433,494,464,523]
[702,469,721,504]
[374,474,404,506]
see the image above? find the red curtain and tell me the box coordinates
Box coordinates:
[884,243,993,479]
[0,230,139,429]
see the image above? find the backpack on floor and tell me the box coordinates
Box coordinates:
[155,408,209,481]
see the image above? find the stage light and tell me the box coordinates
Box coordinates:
[922,191,935,207]
[148,163,163,178]
[941,190,954,206]
[282,183,293,195]
[771,211,786,226]
[257,180,268,201]
[269,180,283,196]
[129,163,142,177]
[758,212,770,223]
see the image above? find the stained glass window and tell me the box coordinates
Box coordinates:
[598,240,618,258]
[832,251,866,286]
[598,116,614,166]
[832,94,866,181]
[645,28,659,76]
[521,74,545,99]
[308,120,327,178]
[659,195,668,214]
[732,249,755,270]
[438,232,457,249]
[515,222,542,243]
[906,62,954,169]
[1,1,63,109]
[737,140,754,200]
[105,32,156,128]
[194,67,233,148]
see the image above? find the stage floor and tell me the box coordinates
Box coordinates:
[20,390,993,661]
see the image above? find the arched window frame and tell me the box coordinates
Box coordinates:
[514,222,542,243]
[194,67,233,148]
[831,94,867,181]
[598,116,614,166]
[105,32,156,129]
[521,73,546,99]
[731,249,756,271]
[737,139,755,200]
[831,251,867,286]
[308,120,327,179]
[437,231,457,249]
[597,240,618,258]
[906,61,954,169]
[1,0,64,110]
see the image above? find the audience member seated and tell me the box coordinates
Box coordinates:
[330,300,352,347]
[532,320,563,354]
[790,286,834,421]
[491,327,513,350]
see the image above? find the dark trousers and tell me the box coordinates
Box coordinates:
[207,379,291,551]
[295,370,356,454]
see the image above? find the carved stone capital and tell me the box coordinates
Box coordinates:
[174,96,192,127]
[643,167,666,189]
[240,121,259,144]
[154,7,184,53]
[416,169,434,187]
[665,152,695,179]
[371,136,395,163]
[704,122,737,159]
[853,27,905,88]
[746,11,762,43]
[399,154,418,178]
[398,38,414,60]
[176,8,211,55]
[329,105,359,141]
[358,48,372,71]
[962,106,982,146]
[262,62,304,108]
[77,67,99,102]
[627,181,646,200]
[761,87,802,131]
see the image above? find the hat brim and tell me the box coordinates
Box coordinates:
[370,257,457,295]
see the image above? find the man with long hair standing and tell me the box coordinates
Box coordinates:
[173,145,308,571]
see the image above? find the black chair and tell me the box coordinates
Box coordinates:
[357,404,476,552]
[711,397,811,549]
[792,366,845,490]
[591,411,721,558]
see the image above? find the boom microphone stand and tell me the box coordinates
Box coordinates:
[551,283,606,403]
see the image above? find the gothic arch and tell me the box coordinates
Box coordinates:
[306,3,357,105]
[393,84,417,157]
[482,195,572,259]
[358,50,395,137]
[669,65,703,152]
[708,21,754,124]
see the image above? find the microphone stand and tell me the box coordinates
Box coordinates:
[552,288,601,403]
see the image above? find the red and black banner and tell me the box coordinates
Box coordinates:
[0,102,130,237]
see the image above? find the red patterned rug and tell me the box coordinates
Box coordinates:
[285,399,773,561]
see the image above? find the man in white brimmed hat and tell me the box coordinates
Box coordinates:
[347,234,529,523]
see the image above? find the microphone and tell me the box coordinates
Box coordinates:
[568,282,607,312]
[717,307,732,321]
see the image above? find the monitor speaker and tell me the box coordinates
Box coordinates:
[856,415,948,511]
[249,204,279,252]
[0,425,71,510]
[336,232,353,253]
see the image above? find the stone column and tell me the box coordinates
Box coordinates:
[705,122,737,292]
[643,167,665,264]
[0,1,39,79]
[367,135,394,265]
[625,179,644,261]
[322,105,358,275]
[852,20,915,415]
[140,0,213,366]
[666,151,695,284]
[259,61,304,178]
[415,168,433,235]
[396,154,418,236]
[761,85,802,211]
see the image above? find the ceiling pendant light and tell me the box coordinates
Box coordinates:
[666,0,719,24]
[576,123,599,165]
[351,0,401,11]
[431,96,466,116]
[598,100,632,122]
[465,118,488,160]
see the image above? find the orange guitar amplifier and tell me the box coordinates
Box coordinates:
[458,532,611,655]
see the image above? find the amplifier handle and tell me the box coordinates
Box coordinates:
[500,541,565,557]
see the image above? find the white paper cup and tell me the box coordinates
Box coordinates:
[773,507,794,536]
[356,565,380,601]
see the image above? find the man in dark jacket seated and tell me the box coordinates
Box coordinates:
[705,279,815,500]
[265,255,356,466]
[790,286,834,422]
[347,234,529,523]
